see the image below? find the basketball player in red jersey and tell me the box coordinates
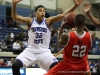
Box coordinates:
[53,20,91,75]
[44,14,95,75]
[84,2,100,27]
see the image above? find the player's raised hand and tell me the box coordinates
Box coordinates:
[84,2,91,14]
[12,0,22,4]
[74,0,84,6]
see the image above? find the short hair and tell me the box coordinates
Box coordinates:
[35,5,45,12]
[75,14,85,27]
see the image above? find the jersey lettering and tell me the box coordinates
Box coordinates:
[35,33,43,38]
[34,33,43,44]
[72,45,86,57]
[31,27,47,32]
[34,39,43,44]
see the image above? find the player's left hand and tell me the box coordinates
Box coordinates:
[53,54,58,57]
[84,2,91,14]
[74,0,84,6]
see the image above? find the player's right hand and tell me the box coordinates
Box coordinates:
[12,0,22,4]
[74,0,84,6]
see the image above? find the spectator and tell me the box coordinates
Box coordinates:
[6,37,13,48]
[13,21,20,28]
[0,40,7,51]
[50,43,55,53]
[13,40,21,50]
[5,33,11,40]
[95,38,100,45]
[97,61,100,75]
[19,41,25,49]
[98,43,100,50]
[7,19,14,28]
[0,59,6,66]
[22,38,28,48]
[10,32,15,39]
[7,58,15,66]
[13,33,20,42]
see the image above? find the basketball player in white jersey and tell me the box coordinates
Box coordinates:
[11,0,84,75]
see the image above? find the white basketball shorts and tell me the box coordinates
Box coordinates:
[16,48,58,71]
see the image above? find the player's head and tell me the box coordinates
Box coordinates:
[35,5,45,20]
[74,14,85,27]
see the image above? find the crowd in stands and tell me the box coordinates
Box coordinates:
[0,58,14,66]
[0,18,28,52]
[0,31,28,52]
[88,60,100,75]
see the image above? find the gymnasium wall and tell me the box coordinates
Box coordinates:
[0,0,86,14]
[93,31,100,38]
[5,0,30,5]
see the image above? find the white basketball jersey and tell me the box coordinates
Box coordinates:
[27,18,51,53]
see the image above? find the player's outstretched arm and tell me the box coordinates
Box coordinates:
[12,0,31,25]
[48,0,84,25]
[84,2,100,27]
[53,48,64,57]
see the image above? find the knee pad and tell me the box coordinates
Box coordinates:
[12,59,23,69]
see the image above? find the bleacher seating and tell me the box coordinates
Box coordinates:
[0,5,6,19]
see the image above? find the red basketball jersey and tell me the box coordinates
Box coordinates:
[63,31,92,64]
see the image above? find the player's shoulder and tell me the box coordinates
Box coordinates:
[62,32,69,39]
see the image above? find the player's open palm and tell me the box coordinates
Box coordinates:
[12,0,22,4]
[74,0,84,6]
[84,2,91,13]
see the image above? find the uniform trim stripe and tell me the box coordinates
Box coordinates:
[44,18,51,32]
[65,33,70,47]
[35,18,44,25]
[30,18,34,27]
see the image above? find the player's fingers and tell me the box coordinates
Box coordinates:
[84,2,88,7]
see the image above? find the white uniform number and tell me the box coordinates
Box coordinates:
[72,45,86,57]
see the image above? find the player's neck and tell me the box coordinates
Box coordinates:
[36,17,44,23]
[76,27,84,35]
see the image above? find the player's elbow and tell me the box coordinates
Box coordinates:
[59,14,64,19]
[56,14,64,21]
[12,15,17,21]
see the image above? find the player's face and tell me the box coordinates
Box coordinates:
[35,7,45,20]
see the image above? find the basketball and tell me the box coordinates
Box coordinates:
[63,12,77,28]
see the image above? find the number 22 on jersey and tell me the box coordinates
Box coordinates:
[72,45,86,57]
